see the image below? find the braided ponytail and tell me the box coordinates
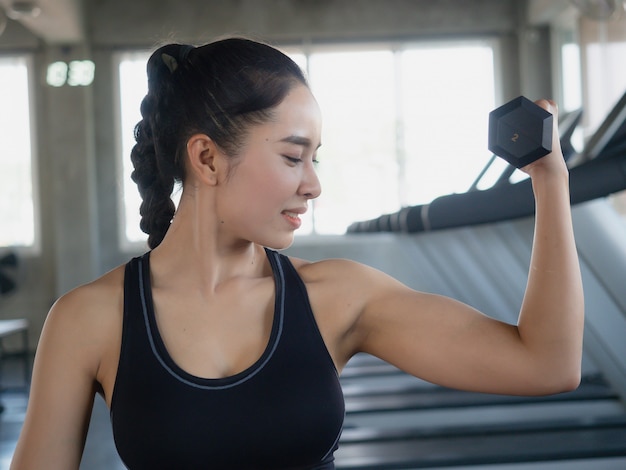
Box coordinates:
[130,44,189,249]
[130,109,175,249]
[129,38,308,249]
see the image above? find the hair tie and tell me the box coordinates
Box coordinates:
[179,45,194,62]
[161,44,194,73]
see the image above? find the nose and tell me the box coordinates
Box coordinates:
[298,162,322,200]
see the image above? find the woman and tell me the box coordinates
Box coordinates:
[11,37,584,469]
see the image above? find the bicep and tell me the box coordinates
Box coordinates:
[11,299,100,470]
[353,276,542,395]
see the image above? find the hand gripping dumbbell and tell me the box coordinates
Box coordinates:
[488,96,553,168]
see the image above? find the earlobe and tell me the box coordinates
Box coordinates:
[186,134,220,186]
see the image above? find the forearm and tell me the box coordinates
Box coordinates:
[518,169,584,389]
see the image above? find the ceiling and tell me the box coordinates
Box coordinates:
[1,0,608,46]
[0,0,83,43]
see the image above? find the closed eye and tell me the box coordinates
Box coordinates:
[282,155,319,167]
[283,155,302,165]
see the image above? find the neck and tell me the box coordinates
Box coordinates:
[148,191,267,293]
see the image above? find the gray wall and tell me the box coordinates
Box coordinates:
[0,0,558,348]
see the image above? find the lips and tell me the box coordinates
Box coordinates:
[282,206,307,217]
[281,208,306,228]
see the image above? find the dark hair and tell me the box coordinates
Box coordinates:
[130,37,308,249]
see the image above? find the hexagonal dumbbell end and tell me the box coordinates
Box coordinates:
[488,96,553,169]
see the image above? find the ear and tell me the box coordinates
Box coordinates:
[186,134,226,186]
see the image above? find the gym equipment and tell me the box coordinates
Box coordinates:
[338,352,626,468]
[0,252,18,295]
[348,90,626,234]
[488,96,553,169]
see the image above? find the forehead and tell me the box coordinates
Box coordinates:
[262,85,322,145]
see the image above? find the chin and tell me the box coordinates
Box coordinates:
[262,234,295,251]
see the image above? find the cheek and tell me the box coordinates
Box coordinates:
[228,165,287,212]
[250,164,297,198]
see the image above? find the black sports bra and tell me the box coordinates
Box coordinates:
[110,249,345,469]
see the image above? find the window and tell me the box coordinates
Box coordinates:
[586,37,626,220]
[303,42,496,233]
[557,30,585,155]
[306,48,398,234]
[585,40,626,133]
[398,44,496,200]
[0,55,37,249]
[117,40,497,243]
[577,17,626,220]
[117,51,151,244]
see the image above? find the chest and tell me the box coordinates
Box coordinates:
[111,254,345,467]
[151,278,276,379]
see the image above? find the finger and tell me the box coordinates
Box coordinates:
[534,99,559,119]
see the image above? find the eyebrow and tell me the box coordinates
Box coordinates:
[279,135,322,150]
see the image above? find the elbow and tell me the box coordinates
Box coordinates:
[554,353,584,393]
[538,364,582,395]
[554,371,582,394]
[521,352,583,395]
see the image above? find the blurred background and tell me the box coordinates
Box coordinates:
[0,0,625,342]
[1,1,626,468]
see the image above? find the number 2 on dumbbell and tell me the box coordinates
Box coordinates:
[488,96,553,169]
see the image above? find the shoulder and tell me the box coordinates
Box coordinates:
[39,263,127,372]
[287,255,406,324]
[49,263,125,325]
[288,255,401,295]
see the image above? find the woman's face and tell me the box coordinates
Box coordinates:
[215,84,323,249]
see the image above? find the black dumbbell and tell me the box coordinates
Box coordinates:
[488,96,553,169]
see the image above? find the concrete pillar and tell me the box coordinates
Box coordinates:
[43,45,100,296]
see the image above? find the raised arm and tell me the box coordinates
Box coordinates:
[347,99,584,395]
[515,99,584,391]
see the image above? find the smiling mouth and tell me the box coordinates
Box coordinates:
[282,211,303,228]
[282,211,300,219]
